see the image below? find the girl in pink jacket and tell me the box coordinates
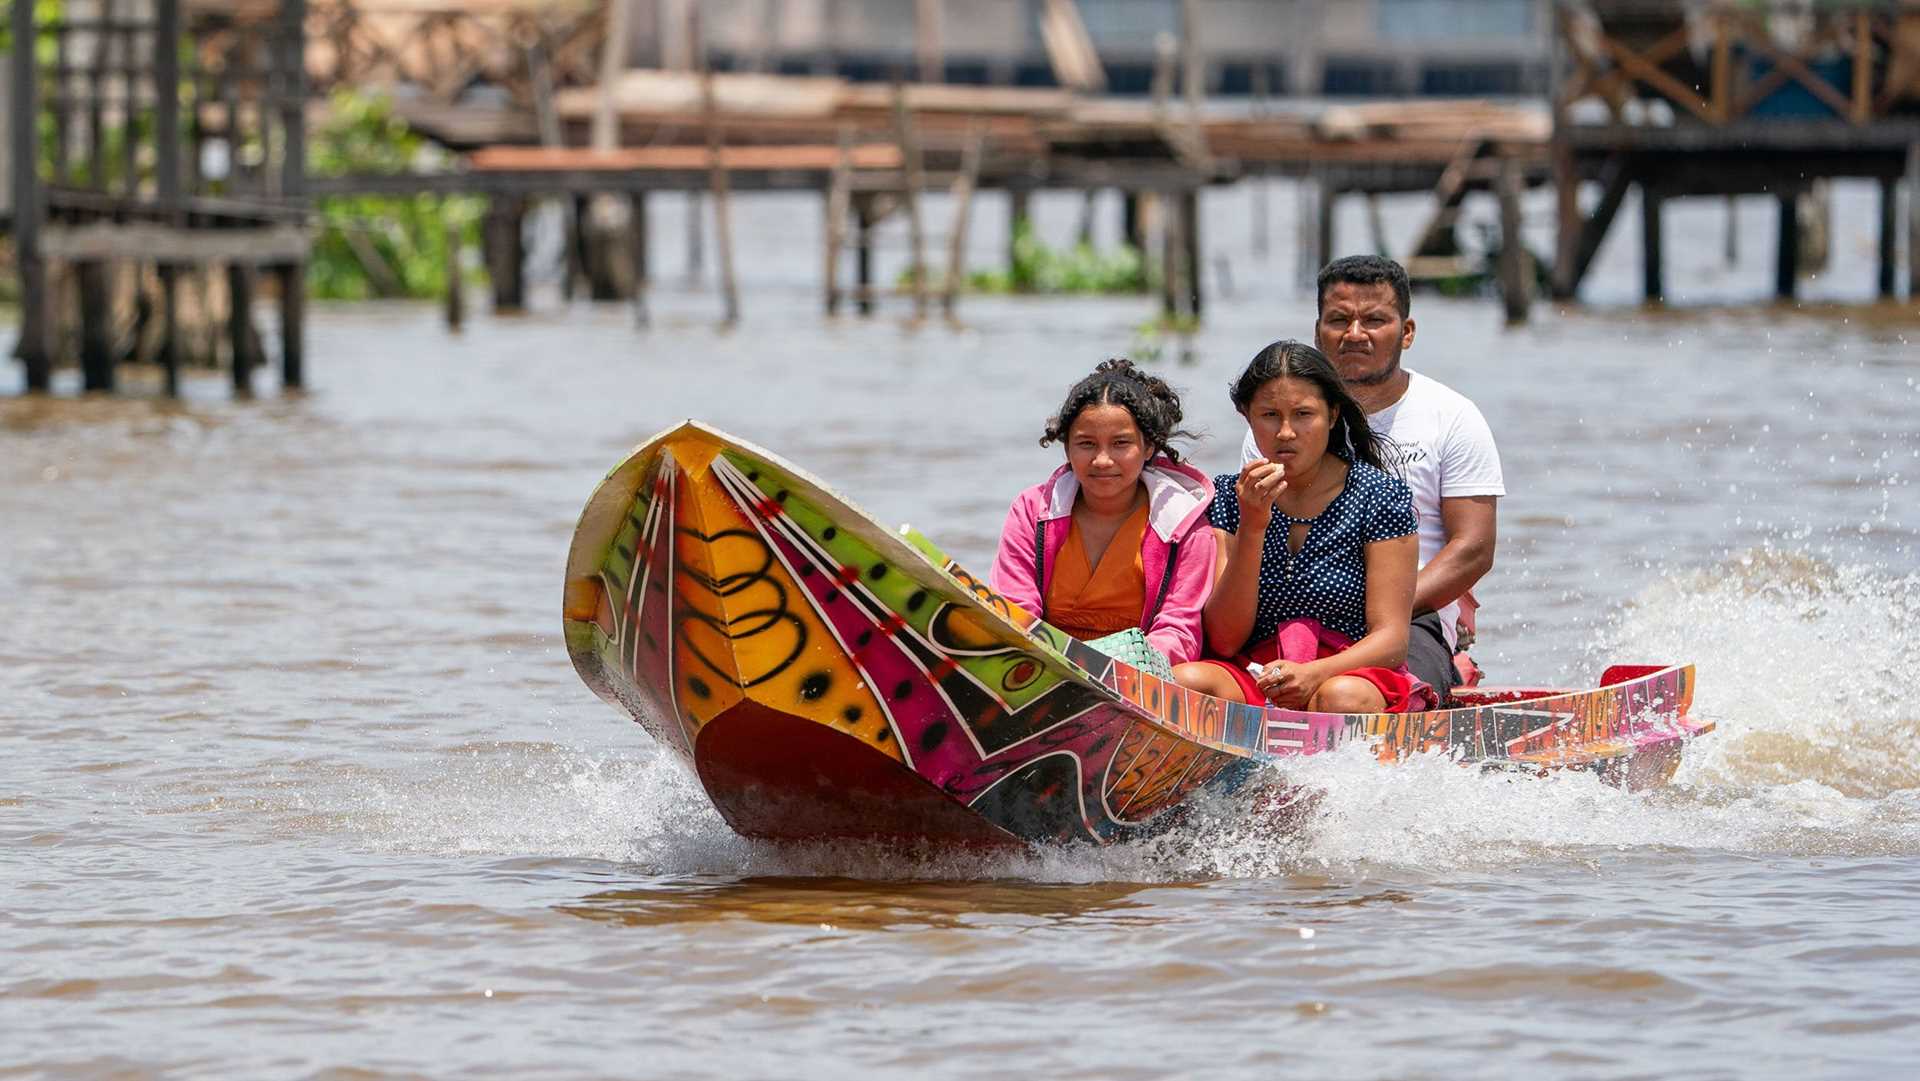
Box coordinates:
[988,359,1217,667]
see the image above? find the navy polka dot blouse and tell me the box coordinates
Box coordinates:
[1209,458,1417,645]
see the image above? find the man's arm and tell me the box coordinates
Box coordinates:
[1412,495,1496,616]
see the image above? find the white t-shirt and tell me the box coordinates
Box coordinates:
[1239,369,1504,651]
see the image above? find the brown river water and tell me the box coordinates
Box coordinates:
[5,184,1919,1078]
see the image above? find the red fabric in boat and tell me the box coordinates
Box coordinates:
[1195,618,1437,713]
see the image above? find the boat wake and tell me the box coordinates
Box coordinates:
[335,549,1920,881]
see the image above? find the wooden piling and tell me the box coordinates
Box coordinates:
[916,0,944,84]
[824,124,853,315]
[631,193,651,285]
[444,219,465,332]
[1008,189,1031,279]
[228,264,257,396]
[78,263,114,392]
[1910,143,1920,300]
[1880,176,1899,300]
[485,198,527,313]
[1641,184,1664,305]
[943,123,985,321]
[1162,189,1189,322]
[854,195,876,317]
[1551,137,1579,298]
[700,62,740,327]
[630,192,651,326]
[1497,157,1531,325]
[685,192,705,283]
[1316,176,1336,273]
[1725,195,1739,266]
[12,0,50,392]
[566,194,589,301]
[1181,188,1202,319]
[1122,191,1143,251]
[159,265,180,398]
[1251,66,1271,261]
[278,263,305,390]
[1775,192,1799,302]
[893,82,929,321]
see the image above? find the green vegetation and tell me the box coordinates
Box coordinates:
[965,220,1147,295]
[308,91,481,301]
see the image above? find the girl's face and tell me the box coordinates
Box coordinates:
[1065,403,1152,503]
[1243,377,1335,475]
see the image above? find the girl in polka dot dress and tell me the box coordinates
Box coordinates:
[1172,341,1436,713]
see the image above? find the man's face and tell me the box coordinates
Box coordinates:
[1313,280,1415,387]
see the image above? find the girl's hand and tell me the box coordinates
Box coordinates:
[1235,458,1287,532]
[1255,660,1325,709]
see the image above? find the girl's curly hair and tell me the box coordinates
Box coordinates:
[1040,357,1196,463]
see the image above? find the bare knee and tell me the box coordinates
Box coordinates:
[1309,675,1386,714]
[1173,662,1248,704]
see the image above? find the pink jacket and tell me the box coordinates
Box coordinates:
[989,458,1217,665]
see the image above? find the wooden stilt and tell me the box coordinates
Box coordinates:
[916,0,943,83]
[1008,188,1030,282]
[566,194,589,301]
[685,192,705,283]
[1316,177,1335,272]
[1725,195,1739,266]
[631,193,651,285]
[79,262,115,392]
[700,61,740,327]
[1879,176,1898,300]
[855,195,876,317]
[1122,191,1143,251]
[1775,191,1799,302]
[1642,183,1664,305]
[824,124,852,315]
[1365,193,1388,257]
[893,82,928,321]
[12,0,50,392]
[159,265,180,398]
[1181,188,1202,319]
[1251,66,1271,262]
[1251,177,1269,261]
[278,263,305,390]
[1551,137,1579,298]
[1498,157,1531,325]
[1162,189,1188,321]
[485,198,527,313]
[228,263,257,397]
[1294,180,1315,288]
[1563,155,1633,299]
[943,122,985,321]
[1909,143,1920,300]
[587,207,625,302]
[444,220,465,332]
[630,192,651,327]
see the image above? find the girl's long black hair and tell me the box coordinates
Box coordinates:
[1229,339,1386,471]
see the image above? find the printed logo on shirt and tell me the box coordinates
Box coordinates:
[1376,435,1426,471]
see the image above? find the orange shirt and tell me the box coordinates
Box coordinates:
[1046,502,1149,641]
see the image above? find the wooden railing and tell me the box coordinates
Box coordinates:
[1556,0,1920,125]
[189,0,606,108]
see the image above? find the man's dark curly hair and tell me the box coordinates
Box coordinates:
[1316,254,1412,318]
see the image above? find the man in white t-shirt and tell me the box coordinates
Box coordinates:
[1240,255,1503,702]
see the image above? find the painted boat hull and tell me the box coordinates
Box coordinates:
[563,422,1713,847]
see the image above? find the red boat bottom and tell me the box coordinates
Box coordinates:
[693,700,1024,848]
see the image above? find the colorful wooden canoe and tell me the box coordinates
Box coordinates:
[563,422,1713,848]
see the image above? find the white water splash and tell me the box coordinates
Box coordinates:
[331,550,1920,879]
